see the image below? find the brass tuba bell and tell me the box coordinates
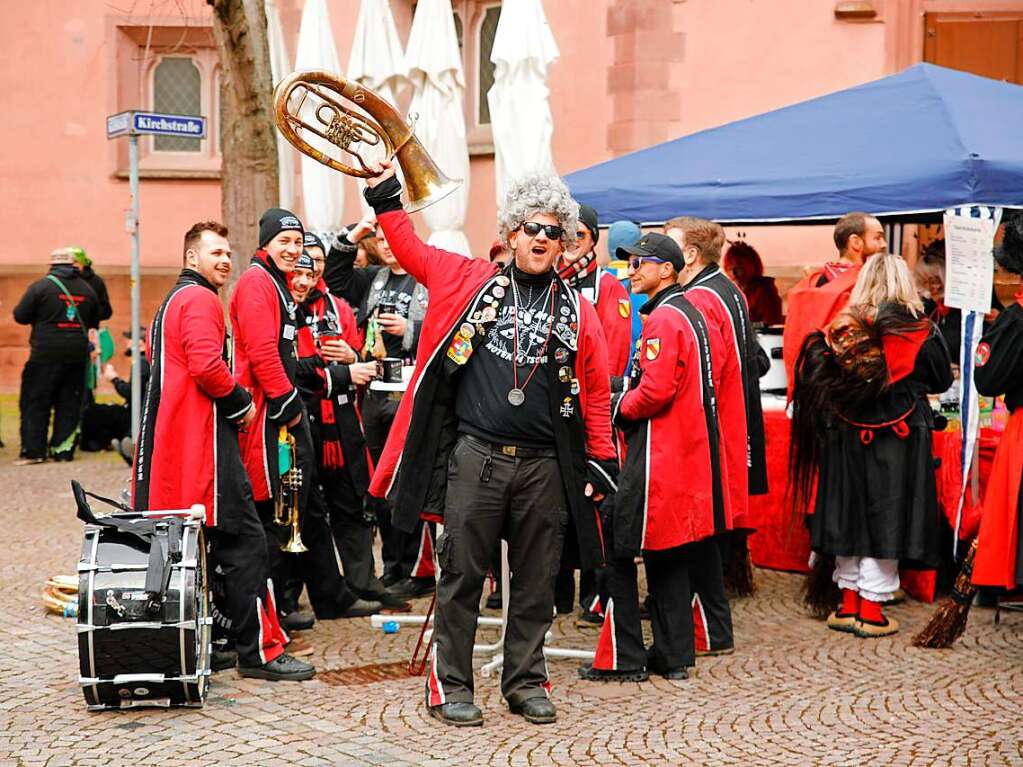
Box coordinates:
[273,69,461,214]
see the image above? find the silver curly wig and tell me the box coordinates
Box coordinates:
[497,173,579,252]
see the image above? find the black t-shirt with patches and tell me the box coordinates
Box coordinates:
[456,268,556,447]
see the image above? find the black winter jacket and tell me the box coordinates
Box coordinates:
[13,265,99,362]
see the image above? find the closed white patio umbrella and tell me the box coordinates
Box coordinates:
[487,0,560,204]
[294,0,344,232]
[404,0,471,256]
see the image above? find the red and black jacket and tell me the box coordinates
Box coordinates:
[683,262,768,498]
[229,252,305,502]
[566,263,633,378]
[132,270,253,529]
[612,285,730,557]
[294,282,373,495]
[365,179,618,570]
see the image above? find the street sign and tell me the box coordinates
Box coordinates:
[132,111,206,139]
[105,110,207,140]
[106,111,132,139]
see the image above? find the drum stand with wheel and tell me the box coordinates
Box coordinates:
[72,481,212,710]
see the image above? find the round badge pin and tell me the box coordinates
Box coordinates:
[497,276,510,287]
[460,323,475,339]
[493,286,506,299]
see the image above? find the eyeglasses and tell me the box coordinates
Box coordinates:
[520,221,565,240]
[628,256,667,270]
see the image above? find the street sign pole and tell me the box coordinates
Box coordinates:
[106,110,206,446]
[128,133,141,441]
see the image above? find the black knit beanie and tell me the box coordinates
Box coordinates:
[578,204,599,244]
[303,231,325,253]
[258,208,304,248]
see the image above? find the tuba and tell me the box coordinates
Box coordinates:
[273,70,460,214]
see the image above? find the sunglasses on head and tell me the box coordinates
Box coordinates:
[520,221,565,240]
[629,256,667,270]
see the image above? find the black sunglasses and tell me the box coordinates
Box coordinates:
[628,256,667,270]
[520,221,565,240]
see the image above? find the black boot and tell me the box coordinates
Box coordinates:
[509,697,557,724]
[428,702,483,727]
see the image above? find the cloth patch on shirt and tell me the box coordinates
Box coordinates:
[447,333,474,365]
[645,338,661,360]
[618,299,631,318]
[283,325,296,340]
[975,342,991,367]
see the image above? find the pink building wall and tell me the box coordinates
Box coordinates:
[5,0,1016,390]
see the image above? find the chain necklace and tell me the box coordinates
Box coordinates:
[507,274,556,407]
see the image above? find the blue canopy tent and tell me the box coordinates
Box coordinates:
[565,63,1023,225]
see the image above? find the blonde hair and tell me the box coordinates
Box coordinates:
[848,254,923,316]
[664,216,725,263]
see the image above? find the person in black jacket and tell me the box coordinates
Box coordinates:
[13,248,100,464]
[70,247,113,322]
[79,329,151,457]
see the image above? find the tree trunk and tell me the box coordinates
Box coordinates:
[209,0,279,281]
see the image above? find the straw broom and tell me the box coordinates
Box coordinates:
[802,552,840,620]
[912,537,978,649]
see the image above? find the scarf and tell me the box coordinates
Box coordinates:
[557,250,597,286]
[297,298,344,471]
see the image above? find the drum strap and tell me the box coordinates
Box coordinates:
[72,480,184,616]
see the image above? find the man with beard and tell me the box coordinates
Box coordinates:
[324,218,435,602]
[289,251,403,610]
[133,220,313,681]
[362,161,618,727]
[579,233,732,682]
[230,209,371,632]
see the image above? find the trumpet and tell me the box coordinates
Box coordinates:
[272,69,460,213]
[273,427,307,553]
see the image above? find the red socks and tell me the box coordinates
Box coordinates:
[859,597,884,623]
[839,588,859,616]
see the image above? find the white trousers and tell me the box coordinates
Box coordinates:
[832,556,899,603]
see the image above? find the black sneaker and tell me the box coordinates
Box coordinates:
[341,598,383,618]
[238,653,315,681]
[646,646,690,680]
[386,576,435,601]
[279,610,315,632]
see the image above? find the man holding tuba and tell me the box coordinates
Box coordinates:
[230,209,372,632]
[361,161,618,727]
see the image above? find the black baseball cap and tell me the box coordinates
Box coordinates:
[617,232,684,271]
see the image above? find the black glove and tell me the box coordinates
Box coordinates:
[585,457,618,498]
[363,175,403,215]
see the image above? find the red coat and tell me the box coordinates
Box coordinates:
[683,284,750,529]
[614,287,731,554]
[782,263,861,400]
[368,208,618,569]
[132,271,252,529]
[576,267,632,377]
[229,254,304,502]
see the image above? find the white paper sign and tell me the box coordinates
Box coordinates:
[943,210,996,313]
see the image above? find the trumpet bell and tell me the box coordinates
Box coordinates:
[281,531,308,554]
[273,69,461,213]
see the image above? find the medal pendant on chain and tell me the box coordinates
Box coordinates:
[508,388,526,407]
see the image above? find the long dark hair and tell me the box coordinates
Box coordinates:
[787,303,930,516]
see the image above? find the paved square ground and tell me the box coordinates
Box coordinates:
[1,449,1021,766]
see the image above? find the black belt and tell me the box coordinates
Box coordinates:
[462,433,557,459]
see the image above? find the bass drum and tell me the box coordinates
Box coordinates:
[77,517,211,709]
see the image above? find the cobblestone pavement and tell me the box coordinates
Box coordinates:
[1,449,1021,766]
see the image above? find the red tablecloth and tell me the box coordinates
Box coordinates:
[748,410,999,603]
